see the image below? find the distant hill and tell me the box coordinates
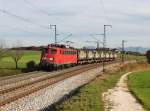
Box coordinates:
[125,47,150,54]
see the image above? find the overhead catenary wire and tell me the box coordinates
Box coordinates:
[58,33,72,43]
[98,0,111,25]
[0,25,30,33]
[90,34,103,41]
[0,24,45,35]
[0,8,49,29]
[23,0,52,16]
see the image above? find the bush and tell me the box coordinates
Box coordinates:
[26,61,36,71]
[146,50,150,63]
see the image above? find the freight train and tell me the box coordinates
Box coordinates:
[40,44,117,70]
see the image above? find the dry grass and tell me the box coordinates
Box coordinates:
[123,62,150,72]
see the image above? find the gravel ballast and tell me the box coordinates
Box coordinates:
[0,63,120,111]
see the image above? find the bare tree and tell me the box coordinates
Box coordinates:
[0,39,7,61]
[11,41,24,69]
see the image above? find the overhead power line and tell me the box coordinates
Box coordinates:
[0,24,41,35]
[0,9,49,29]
[23,0,52,16]
[0,25,33,33]
[99,0,111,25]
[58,33,72,43]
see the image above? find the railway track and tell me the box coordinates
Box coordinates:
[0,64,94,86]
[0,71,49,86]
[0,64,100,94]
[0,60,118,86]
[0,63,102,107]
[0,71,38,80]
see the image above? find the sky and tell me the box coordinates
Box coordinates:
[0,0,150,48]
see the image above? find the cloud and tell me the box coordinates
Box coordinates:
[0,0,150,47]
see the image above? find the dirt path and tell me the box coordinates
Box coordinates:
[103,72,145,111]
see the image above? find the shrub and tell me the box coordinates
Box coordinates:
[26,61,36,71]
[146,50,150,63]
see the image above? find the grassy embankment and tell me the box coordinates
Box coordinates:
[54,70,126,111]
[127,55,146,61]
[128,71,150,111]
[53,62,150,111]
[0,50,41,76]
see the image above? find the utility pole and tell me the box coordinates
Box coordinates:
[50,24,57,44]
[121,40,126,63]
[136,47,139,62]
[103,25,112,72]
[104,25,112,47]
[97,42,99,49]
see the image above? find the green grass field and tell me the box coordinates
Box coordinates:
[0,50,146,77]
[54,70,126,111]
[0,50,41,76]
[117,53,146,61]
[128,71,150,111]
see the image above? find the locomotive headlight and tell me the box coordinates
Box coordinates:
[49,58,54,61]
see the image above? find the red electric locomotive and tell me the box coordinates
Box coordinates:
[40,44,77,70]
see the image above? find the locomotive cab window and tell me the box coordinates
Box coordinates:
[50,49,57,54]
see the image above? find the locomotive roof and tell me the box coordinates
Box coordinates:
[47,44,75,49]
[43,44,117,51]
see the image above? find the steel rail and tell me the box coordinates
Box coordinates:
[0,63,101,106]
